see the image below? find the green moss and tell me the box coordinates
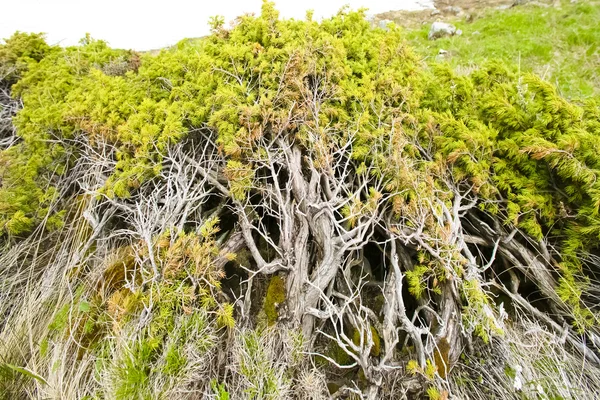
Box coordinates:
[325,341,352,366]
[357,368,367,385]
[433,337,450,379]
[327,382,341,395]
[352,326,381,357]
[372,294,386,316]
[263,275,286,326]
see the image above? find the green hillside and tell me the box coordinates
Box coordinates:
[1,1,600,399]
[402,0,600,99]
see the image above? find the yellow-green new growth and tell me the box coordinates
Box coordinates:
[264,275,286,325]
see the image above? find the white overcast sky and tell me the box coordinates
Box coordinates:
[1,0,434,51]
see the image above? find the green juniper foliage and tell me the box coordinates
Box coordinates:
[2,1,600,399]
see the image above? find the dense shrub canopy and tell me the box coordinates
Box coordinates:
[1,2,600,399]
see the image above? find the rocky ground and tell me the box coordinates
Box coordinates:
[375,0,558,28]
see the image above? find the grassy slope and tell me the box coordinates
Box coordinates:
[402,0,600,99]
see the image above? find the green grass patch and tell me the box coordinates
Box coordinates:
[405,1,600,99]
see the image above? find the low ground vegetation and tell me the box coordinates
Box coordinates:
[1,1,600,399]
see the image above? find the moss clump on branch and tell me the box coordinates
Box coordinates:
[2,1,600,399]
[352,326,381,357]
[264,275,286,326]
[433,337,450,379]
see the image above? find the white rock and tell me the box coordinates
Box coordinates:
[443,5,463,15]
[428,22,457,40]
[525,1,550,7]
[378,19,393,31]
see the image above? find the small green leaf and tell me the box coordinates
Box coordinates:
[3,363,48,385]
[79,300,91,313]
